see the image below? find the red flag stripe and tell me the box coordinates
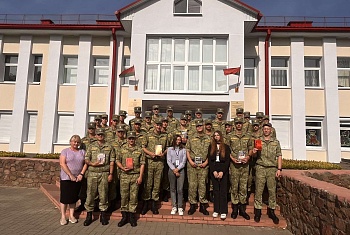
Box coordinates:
[119,65,135,77]
[223,66,241,76]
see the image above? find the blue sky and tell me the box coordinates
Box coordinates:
[0,0,348,17]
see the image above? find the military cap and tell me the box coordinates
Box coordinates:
[134,118,142,125]
[95,128,105,135]
[236,108,244,114]
[205,119,212,125]
[263,115,270,120]
[145,111,152,118]
[127,131,137,139]
[162,117,168,122]
[244,112,250,118]
[166,105,173,111]
[152,104,159,110]
[94,115,102,120]
[256,112,264,118]
[216,108,224,114]
[262,122,272,128]
[116,125,125,132]
[195,119,204,126]
[225,121,233,126]
[185,110,192,115]
[195,108,202,114]
[119,110,127,116]
[87,122,96,129]
[180,114,187,120]
[134,106,142,113]
[101,114,108,119]
[154,118,162,125]
[234,117,244,124]
[252,119,260,126]
[112,114,120,121]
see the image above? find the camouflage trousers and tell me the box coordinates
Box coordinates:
[230,163,249,204]
[120,173,140,213]
[247,158,257,192]
[187,165,208,204]
[254,165,277,209]
[85,171,109,212]
[142,159,163,201]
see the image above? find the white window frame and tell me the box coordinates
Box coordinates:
[0,111,12,143]
[93,57,109,85]
[174,0,202,15]
[304,57,321,88]
[271,57,289,88]
[271,116,291,150]
[33,55,43,84]
[340,118,350,150]
[3,55,18,82]
[23,112,38,143]
[244,58,257,87]
[121,56,131,86]
[305,118,324,149]
[63,57,78,84]
[337,57,350,89]
[55,113,74,144]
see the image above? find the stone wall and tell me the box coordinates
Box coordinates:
[277,170,350,235]
[0,157,60,188]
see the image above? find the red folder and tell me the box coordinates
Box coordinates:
[255,139,262,151]
[126,158,134,169]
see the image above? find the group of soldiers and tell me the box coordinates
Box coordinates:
[79,104,282,227]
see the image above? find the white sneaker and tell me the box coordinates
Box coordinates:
[178,208,184,216]
[212,212,219,218]
[220,214,227,219]
[171,207,177,215]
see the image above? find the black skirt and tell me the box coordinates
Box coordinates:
[60,180,82,204]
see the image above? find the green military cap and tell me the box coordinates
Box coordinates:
[127,131,137,139]
[87,122,96,129]
[244,112,250,118]
[205,119,212,125]
[152,104,159,110]
[116,125,125,132]
[101,113,108,119]
[162,117,168,122]
[145,111,152,118]
[180,114,187,120]
[252,119,260,126]
[166,105,173,111]
[195,119,204,126]
[236,108,244,114]
[185,110,192,115]
[95,128,105,135]
[119,110,127,116]
[134,118,142,124]
[263,115,270,120]
[256,112,264,118]
[94,115,102,120]
[262,122,272,128]
[234,117,244,124]
[225,121,233,126]
[195,108,202,114]
[154,118,162,125]
[112,114,120,121]
[216,108,224,114]
[134,106,142,113]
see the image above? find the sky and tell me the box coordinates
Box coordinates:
[0,0,349,17]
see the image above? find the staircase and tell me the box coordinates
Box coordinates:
[40,182,287,228]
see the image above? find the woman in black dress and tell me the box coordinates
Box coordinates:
[207,131,231,219]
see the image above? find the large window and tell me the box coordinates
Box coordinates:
[63,57,78,84]
[340,119,350,148]
[244,58,256,86]
[337,57,350,88]
[33,55,42,83]
[24,113,37,143]
[121,56,131,85]
[56,114,74,144]
[145,37,228,93]
[305,58,321,87]
[4,55,18,82]
[271,117,291,149]
[174,0,202,14]
[0,112,12,143]
[271,57,288,87]
[306,119,323,147]
[93,58,109,85]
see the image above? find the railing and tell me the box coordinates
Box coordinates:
[0,14,117,24]
[258,16,350,27]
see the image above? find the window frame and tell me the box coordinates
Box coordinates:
[244,58,257,87]
[63,56,78,85]
[173,0,202,15]
[271,57,289,88]
[0,111,12,143]
[271,116,291,150]
[304,57,321,88]
[121,56,131,86]
[23,112,38,144]
[340,118,350,150]
[305,118,324,149]
[337,57,350,89]
[3,55,18,83]
[92,57,109,85]
[30,55,43,84]
[55,113,74,144]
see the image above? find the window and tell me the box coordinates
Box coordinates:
[271,58,288,87]
[174,0,202,14]
[4,55,18,82]
[145,37,228,93]
[56,114,74,144]
[93,58,109,85]
[33,55,42,83]
[271,117,291,149]
[306,119,323,147]
[63,57,78,84]
[0,112,12,143]
[121,56,130,85]
[24,113,37,143]
[305,58,321,87]
[337,57,350,88]
[244,58,256,86]
[340,120,350,148]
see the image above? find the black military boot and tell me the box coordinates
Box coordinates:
[199,203,209,215]
[151,200,159,214]
[267,208,279,224]
[83,211,93,226]
[238,204,250,220]
[100,211,108,225]
[188,204,196,215]
[141,200,148,215]
[129,212,137,227]
[75,200,86,212]
[254,208,261,222]
[117,211,128,227]
[231,204,238,219]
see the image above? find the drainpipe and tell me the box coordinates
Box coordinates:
[264,29,271,115]
[109,27,117,119]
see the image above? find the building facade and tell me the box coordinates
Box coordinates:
[0,0,349,162]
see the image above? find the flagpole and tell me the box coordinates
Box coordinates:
[235,65,241,93]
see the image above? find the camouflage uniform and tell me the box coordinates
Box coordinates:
[242,112,252,135]
[247,120,262,193]
[129,106,142,131]
[166,105,179,132]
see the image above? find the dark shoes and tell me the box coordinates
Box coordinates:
[238,204,250,220]
[75,200,86,212]
[118,212,128,227]
[100,211,108,225]
[231,204,238,219]
[129,212,137,227]
[151,200,159,214]
[83,212,93,226]
[199,203,209,215]
[267,208,279,224]
[188,204,196,215]
[141,200,148,215]
[254,208,261,222]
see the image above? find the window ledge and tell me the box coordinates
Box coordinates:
[173,13,202,16]
[144,91,229,95]
[244,86,257,88]
[0,81,16,84]
[28,82,41,85]
[23,142,36,144]
[90,84,108,87]
[0,142,10,144]
[338,87,350,90]
[61,83,76,86]
[341,148,350,152]
[305,87,324,90]
[53,143,70,145]
[306,147,325,151]
[271,86,291,89]
[121,84,130,87]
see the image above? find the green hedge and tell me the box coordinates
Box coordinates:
[0,151,60,159]
[283,159,341,170]
[0,151,26,158]
[34,153,60,159]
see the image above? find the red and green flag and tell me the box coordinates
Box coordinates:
[119,65,135,77]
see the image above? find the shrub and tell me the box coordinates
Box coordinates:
[34,153,60,159]
[283,159,341,170]
[0,151,26,158]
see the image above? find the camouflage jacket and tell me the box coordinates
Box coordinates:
[228,131,254,156]
[81,136,97,151]
[142,131,168,159]
[186,133,211,161]
[110,138,127,156]
[116,144,145,174]
[85,141,116,173]
[212,119,226,133]
[256,137,282,167]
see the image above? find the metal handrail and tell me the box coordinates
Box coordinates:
[258,16,350,27]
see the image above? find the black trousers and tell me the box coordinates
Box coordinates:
[210,173,228,214]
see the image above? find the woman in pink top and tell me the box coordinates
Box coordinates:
[59,135,87,225]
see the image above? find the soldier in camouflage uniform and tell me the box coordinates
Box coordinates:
[236,108,244,118]
[185,110,192,123]
[133,118,147,147]
[228,117,253,220]
[224,121,233,144]
[252,123,282,225]
[151,105,162,123]
[166,105,179,132]
[189,108,203,136]
[101,114,109,129]
[177,114,189,136]
[141,119,168,215]
[262,115,277,138]
[247,119,262,194]
[255,112,264,128]
[142,111,154,133]
[186,119,211,215]
[94,115,102,129]
[242,112,252,135]
[204,119,214,137]
[129,106,142,131]
[161,117,172,202]
[84,128,115,226]
[119,110,130,134]
[212,108,226,134]
[105,114,119,142]
[116,131,145,227]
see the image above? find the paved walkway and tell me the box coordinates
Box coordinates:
[0,186,292,235]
